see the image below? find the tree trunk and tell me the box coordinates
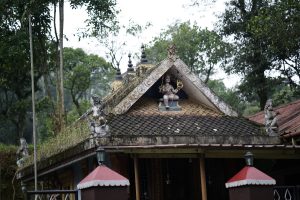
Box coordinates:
[56,0,65,132]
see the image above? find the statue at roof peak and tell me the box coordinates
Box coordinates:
[159,74,183,111]
[167,44,178,62]
[264,99,279,136]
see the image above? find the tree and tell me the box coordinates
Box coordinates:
[218,0,276,110]
[0,0,51,143]
[63,48,114,116]
[146,21,231,83]
[207,79,247,114]
[219,0,300,110]
[0,0,119,143]
[247,0,300,87]
[51,0,119,131]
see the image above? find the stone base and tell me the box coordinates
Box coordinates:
[159,100,181,111]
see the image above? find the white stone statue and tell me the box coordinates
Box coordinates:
[89,95,110,144]
[16,138,29,167]
[264,99,279,136]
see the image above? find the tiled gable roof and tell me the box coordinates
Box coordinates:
[109,98,263,137]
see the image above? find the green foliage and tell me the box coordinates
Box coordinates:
[243,103,261,116]
[66,100,90,124]
[63,48,114,116]
[0,144,23,200]
[69,0,119,38]
[207,79,246,114]
[146,21,231,83]
[247,0,300,86]
[219,0,276,110]
[219,0,300,110]
[23,121,89,168]
[36,97,55,142]
[271,85,300,107]
[0,0,51,143]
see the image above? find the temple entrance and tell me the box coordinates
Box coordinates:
[139,158,201,200]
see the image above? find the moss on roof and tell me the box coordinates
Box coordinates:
[21,121,89,169]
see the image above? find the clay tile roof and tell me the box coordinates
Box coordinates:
[248,99,300,136]
[109,98,263,136]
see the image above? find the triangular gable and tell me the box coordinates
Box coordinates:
[113,57,238,116]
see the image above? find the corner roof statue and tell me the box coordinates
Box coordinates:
[89,95,110,146]
[264,99,279,136]
[16,137,29,168]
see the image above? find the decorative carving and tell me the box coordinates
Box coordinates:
[167,44,178,62]
[114,59,172,114]
[158,74,183,111]
[264,99,279,136]
[89,95,110,146]
[16,138,29,167]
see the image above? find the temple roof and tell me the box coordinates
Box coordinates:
[17,49,286,181]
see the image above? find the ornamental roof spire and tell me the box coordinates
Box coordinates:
[140,44,148,63]
[127,53,134,72]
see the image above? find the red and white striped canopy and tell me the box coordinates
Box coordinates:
[225,166,276,188]
[77,165,130,189]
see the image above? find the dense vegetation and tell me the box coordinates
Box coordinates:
[0,0,300,198]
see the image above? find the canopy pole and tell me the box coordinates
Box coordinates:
[134,157,140,200]
[29,13,38,193]
[200,155,207,200]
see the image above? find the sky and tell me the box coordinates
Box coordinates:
[60,0,240,88]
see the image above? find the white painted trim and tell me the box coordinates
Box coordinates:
[77,180,130,189]
[225,179,276,188]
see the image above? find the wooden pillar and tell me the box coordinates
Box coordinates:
[134,157,140,200]
[200,156,207,200]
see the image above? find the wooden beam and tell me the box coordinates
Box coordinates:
[134,157,140,200]
[135,153,199,158]
[205,149,300,159]
[200,156,207,200]
[124,148,203,154]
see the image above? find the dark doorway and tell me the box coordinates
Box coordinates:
[139,158,200,200]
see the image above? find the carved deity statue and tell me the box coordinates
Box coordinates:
[159,74,183,111]
[16,138,29,167]
[264,99,279,136]
[89,95,110,144]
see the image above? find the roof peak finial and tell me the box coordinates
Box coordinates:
[115,64,122,80]
[141,44,148,63]
[167,44,178,62]
[127,53,134,72]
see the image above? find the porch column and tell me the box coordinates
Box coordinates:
[200,156,207,200]
[134,157,140,200]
